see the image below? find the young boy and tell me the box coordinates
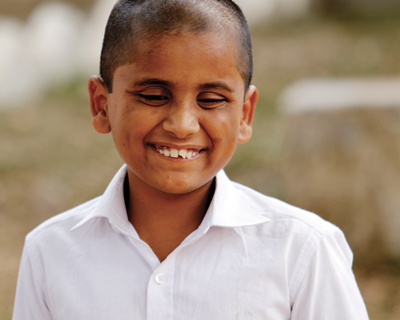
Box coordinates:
[13,0,369,319]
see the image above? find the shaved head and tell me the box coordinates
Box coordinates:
[100,0,253,93]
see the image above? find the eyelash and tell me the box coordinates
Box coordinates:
[197,98,226,103]
[138,94,169,101]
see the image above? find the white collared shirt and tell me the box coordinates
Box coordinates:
[13,165,369,320]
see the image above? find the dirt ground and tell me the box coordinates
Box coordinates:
[1,2,400,319]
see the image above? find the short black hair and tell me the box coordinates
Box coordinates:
[100,0,253,93]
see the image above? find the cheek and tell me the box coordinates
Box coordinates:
[203,111,240,149]
[212,110,241,136]
[109,115,143,157]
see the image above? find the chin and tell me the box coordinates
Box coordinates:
[154,176,211,195]
[157,182,201,195]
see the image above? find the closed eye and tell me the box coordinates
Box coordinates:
[138,94,169,106]
[197,94,227,109]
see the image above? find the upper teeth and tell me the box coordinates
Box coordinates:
[157,147,198,159]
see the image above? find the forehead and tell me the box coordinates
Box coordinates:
[118,32,244,87]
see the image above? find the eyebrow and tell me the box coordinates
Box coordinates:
[130,78,235,93]
[131,78,172,88]
[199,81,235,93]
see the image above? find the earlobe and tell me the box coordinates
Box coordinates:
[238,85,258,143]
[88,75,111,134]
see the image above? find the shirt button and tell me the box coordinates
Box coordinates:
[155,273,166,284]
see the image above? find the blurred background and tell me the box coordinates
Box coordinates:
[1,0,400,318]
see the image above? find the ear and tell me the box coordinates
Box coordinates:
[238,85,258,143]
[88,75,111,134]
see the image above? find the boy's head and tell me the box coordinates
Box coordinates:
[100,0,253,93]
[89,0,258,195]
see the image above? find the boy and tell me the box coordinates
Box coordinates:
[13,0,369,319]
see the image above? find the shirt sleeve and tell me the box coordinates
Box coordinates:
[12,242,53,320]
[291,228,369,320]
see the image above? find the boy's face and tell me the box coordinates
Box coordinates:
[89,32,258,195]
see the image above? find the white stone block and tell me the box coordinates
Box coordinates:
[279,77,400,114]
[282,96,400,263]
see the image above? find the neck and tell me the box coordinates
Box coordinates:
[125,171,215,262]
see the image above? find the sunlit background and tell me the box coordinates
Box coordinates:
[1,0,400,319]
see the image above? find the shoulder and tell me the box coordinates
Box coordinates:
[231,182,355,300]
[24,196,100,248]
[232,181,340,237]
[231,181,353,265]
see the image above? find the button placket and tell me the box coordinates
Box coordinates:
[147,255,177,320]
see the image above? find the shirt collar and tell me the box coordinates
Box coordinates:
[205,170,270,228]
[71,165,129,232]
[71,165,270,232]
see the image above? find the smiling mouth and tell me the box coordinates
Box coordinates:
[149,144,205,159]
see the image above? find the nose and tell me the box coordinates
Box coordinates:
[162,104,200,138]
